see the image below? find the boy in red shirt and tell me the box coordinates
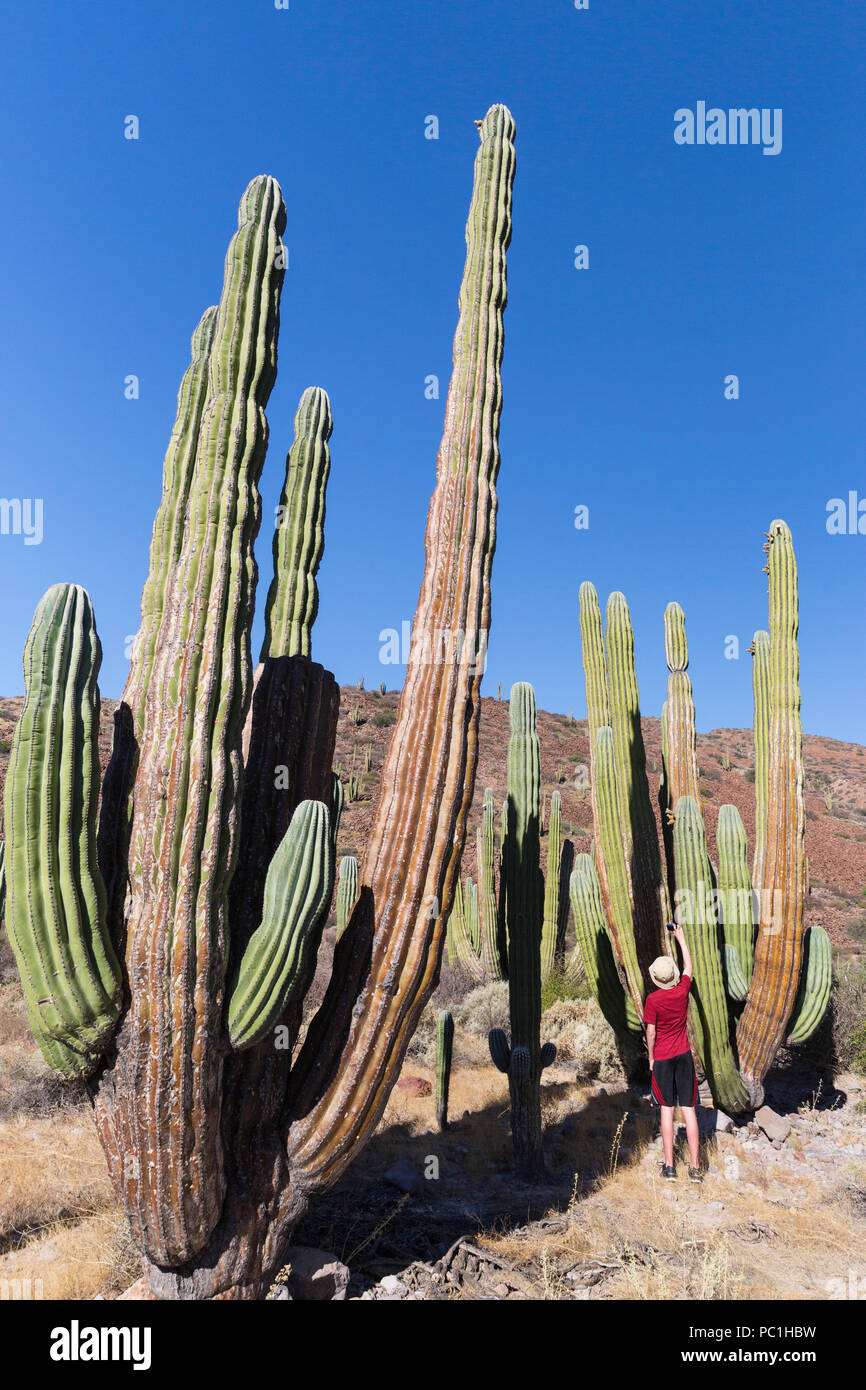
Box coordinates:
[644,924,702,1183]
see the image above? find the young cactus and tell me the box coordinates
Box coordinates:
[435,1010,455,1132]
[335,855,359,939]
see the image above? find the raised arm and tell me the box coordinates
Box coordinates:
[673,923,692,980]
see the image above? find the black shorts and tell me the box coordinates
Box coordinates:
[651,1050,697,1108]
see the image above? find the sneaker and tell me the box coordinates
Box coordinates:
[688,1166,703,1184]
[661,1164,676,1181]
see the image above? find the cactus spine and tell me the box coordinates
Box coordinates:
[435,1010,454,1132]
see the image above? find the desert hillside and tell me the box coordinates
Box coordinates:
[4,687,859,951]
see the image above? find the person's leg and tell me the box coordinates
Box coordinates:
[681,1106,700,1168]
[660,1105,675,1167]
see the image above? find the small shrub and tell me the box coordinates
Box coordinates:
[541,962,589,1013]
[743,768,756,783]
[833,961,866,1070]
[373,709,396,728]
[453,980,510,1037]
[849,1021,866,1077]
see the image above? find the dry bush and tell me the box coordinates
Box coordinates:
[833,961,866,1072]
[452,981,509,1037]
[567,998,645,1082]
[0,1046,87,1122]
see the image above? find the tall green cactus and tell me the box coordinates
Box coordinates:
[574,582,669,1031]
[435,1010,454,1132]
[736,522,808,1102]
[487,684,555,1178]
[5,105,516,1299]
[575,521,827,1113]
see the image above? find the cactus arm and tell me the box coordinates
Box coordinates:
[736,523,807,1101]
[672,797,749,1113]
[591,727,645,1015]
[0,840,5,923]
[750,629,771,895]
[336,855,359,940]
[716,804,755,996]
[569,856,642,1036]
[541,789,563,979]
[93,176,288,1265]
[125,307,219,732]
[786,925,831,1045]
[662,603,701,810]
[260,387,332,661]
[724,943,750,1003]
[4,585,122,1078]
[435,1010,454,1131]
[478,788,504,979]
[286,106,515,1188]
[488,1027,511,1072]
[578,582,611,745]
[227,801,333,1049]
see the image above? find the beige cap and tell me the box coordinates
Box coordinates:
[649,955,680,989]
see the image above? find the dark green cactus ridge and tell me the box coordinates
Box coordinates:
[4,584,122,1077]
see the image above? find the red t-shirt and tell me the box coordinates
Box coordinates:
[643,975,692,1060]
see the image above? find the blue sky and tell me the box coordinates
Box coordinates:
[1,1,863,740]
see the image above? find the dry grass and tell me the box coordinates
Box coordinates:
[0,1107,116,1246]
[0,1093,137,1299]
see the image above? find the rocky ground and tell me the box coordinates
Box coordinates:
[249,1058,865,1302]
